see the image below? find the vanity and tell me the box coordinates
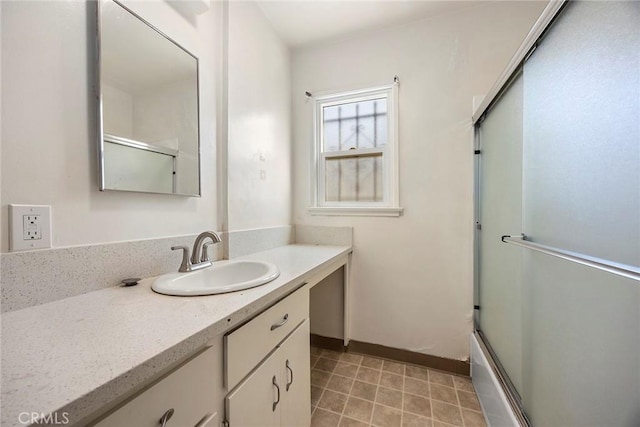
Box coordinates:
[2,2,351,425]
[0,244,352,427]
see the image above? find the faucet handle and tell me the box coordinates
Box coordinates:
[201,241,217,262]
[171,246,191,272]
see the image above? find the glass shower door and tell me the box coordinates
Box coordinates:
[477,1,640,425]
[478,72,524,397]
[519,1,640,425]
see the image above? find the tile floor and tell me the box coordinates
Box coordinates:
[310,347,486,427]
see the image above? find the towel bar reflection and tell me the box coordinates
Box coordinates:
[501,235,640,282]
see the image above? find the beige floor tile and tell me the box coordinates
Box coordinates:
[334,362,360,378]
[327,374,355,394]
[428,370,455,388]
[382,360,405,376]
[316,357,339,373]
[405,366,430,382]
[380,372,404,390]
[351,380,378,401]
[371,403,401,427]
[402,412,433,427]
[312,385,324,407]
[452,376,474,392]
[322,349,343,360]
[430,384,458,406]
[356,366,381,384]
[312,369,332,388]
[404,377,430,398]
[341,353,364,365]
[312,408,341,427]
[375,386,403,409]
[318,389,348,414]
[311,347,486,427]
[339,416,369,427]
[403,393,431,418]
[343,397,374,422]
[361,356,384,370]
[430,400,463,427]
[461,409,487,427]
[457,390,481,411]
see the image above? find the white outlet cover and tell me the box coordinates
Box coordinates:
[9,204,52,251]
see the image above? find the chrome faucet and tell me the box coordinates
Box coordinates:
[171,231,222,273]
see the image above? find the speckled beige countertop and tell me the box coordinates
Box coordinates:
[1,244,351,427]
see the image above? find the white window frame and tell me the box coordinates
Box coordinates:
[309,83,402,217]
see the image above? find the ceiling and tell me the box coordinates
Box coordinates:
[255,1,484,47]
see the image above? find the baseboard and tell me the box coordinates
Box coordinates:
[310,334,470,376]
[310,334,345,352]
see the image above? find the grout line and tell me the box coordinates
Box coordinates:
[315,386,328,418]
[313,349,483,427]
[338,360,360,427]
[367,362,382,426]
[428,378,434,424]
[400,366,405,427]
[321,386,432,414]
[457,386,467,427]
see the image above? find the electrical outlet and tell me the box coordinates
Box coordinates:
[23,215,42,240]
[9,204,52,251]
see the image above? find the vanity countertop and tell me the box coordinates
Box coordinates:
[0,244,351,427]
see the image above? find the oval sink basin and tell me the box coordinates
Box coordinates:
[151,260,280,296]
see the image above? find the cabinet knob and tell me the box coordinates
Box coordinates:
[159,408,174,427]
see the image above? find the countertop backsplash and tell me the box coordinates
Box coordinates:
[0,224,351,313]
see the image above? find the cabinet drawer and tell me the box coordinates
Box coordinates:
[225,285,309,389]
[94,347,217,427]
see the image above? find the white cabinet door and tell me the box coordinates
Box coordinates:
[225,347,282,427]
[225,320,311,427]
[279,319,311,427]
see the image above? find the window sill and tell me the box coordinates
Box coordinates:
[308,207,404,217]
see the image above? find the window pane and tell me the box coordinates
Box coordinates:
[323,98,387,151]
[376,115,387,147]
[325,153,383,202]
[323,121,340,151]
[340,118,357,150]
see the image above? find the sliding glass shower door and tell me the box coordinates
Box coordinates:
[477,1,639,425]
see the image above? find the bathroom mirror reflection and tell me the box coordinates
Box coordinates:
[98,0,201,196]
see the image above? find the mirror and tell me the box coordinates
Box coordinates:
[98,0,200,196]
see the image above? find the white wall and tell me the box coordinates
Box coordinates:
[134,78,200,195]
[0,1,3,253]
[227,1,291,231]
[292,2,546,360]
[0,0,221,252]
[102,84,133,137]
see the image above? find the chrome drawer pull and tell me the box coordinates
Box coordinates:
[272,375,281,411]
[270,313,289,331]
[195,412,216,427]
[159,408,174,427]
[286,359,294,391]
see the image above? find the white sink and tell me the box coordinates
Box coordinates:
[151,260,280,296]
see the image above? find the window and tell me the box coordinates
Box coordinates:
[310,84,402,216]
